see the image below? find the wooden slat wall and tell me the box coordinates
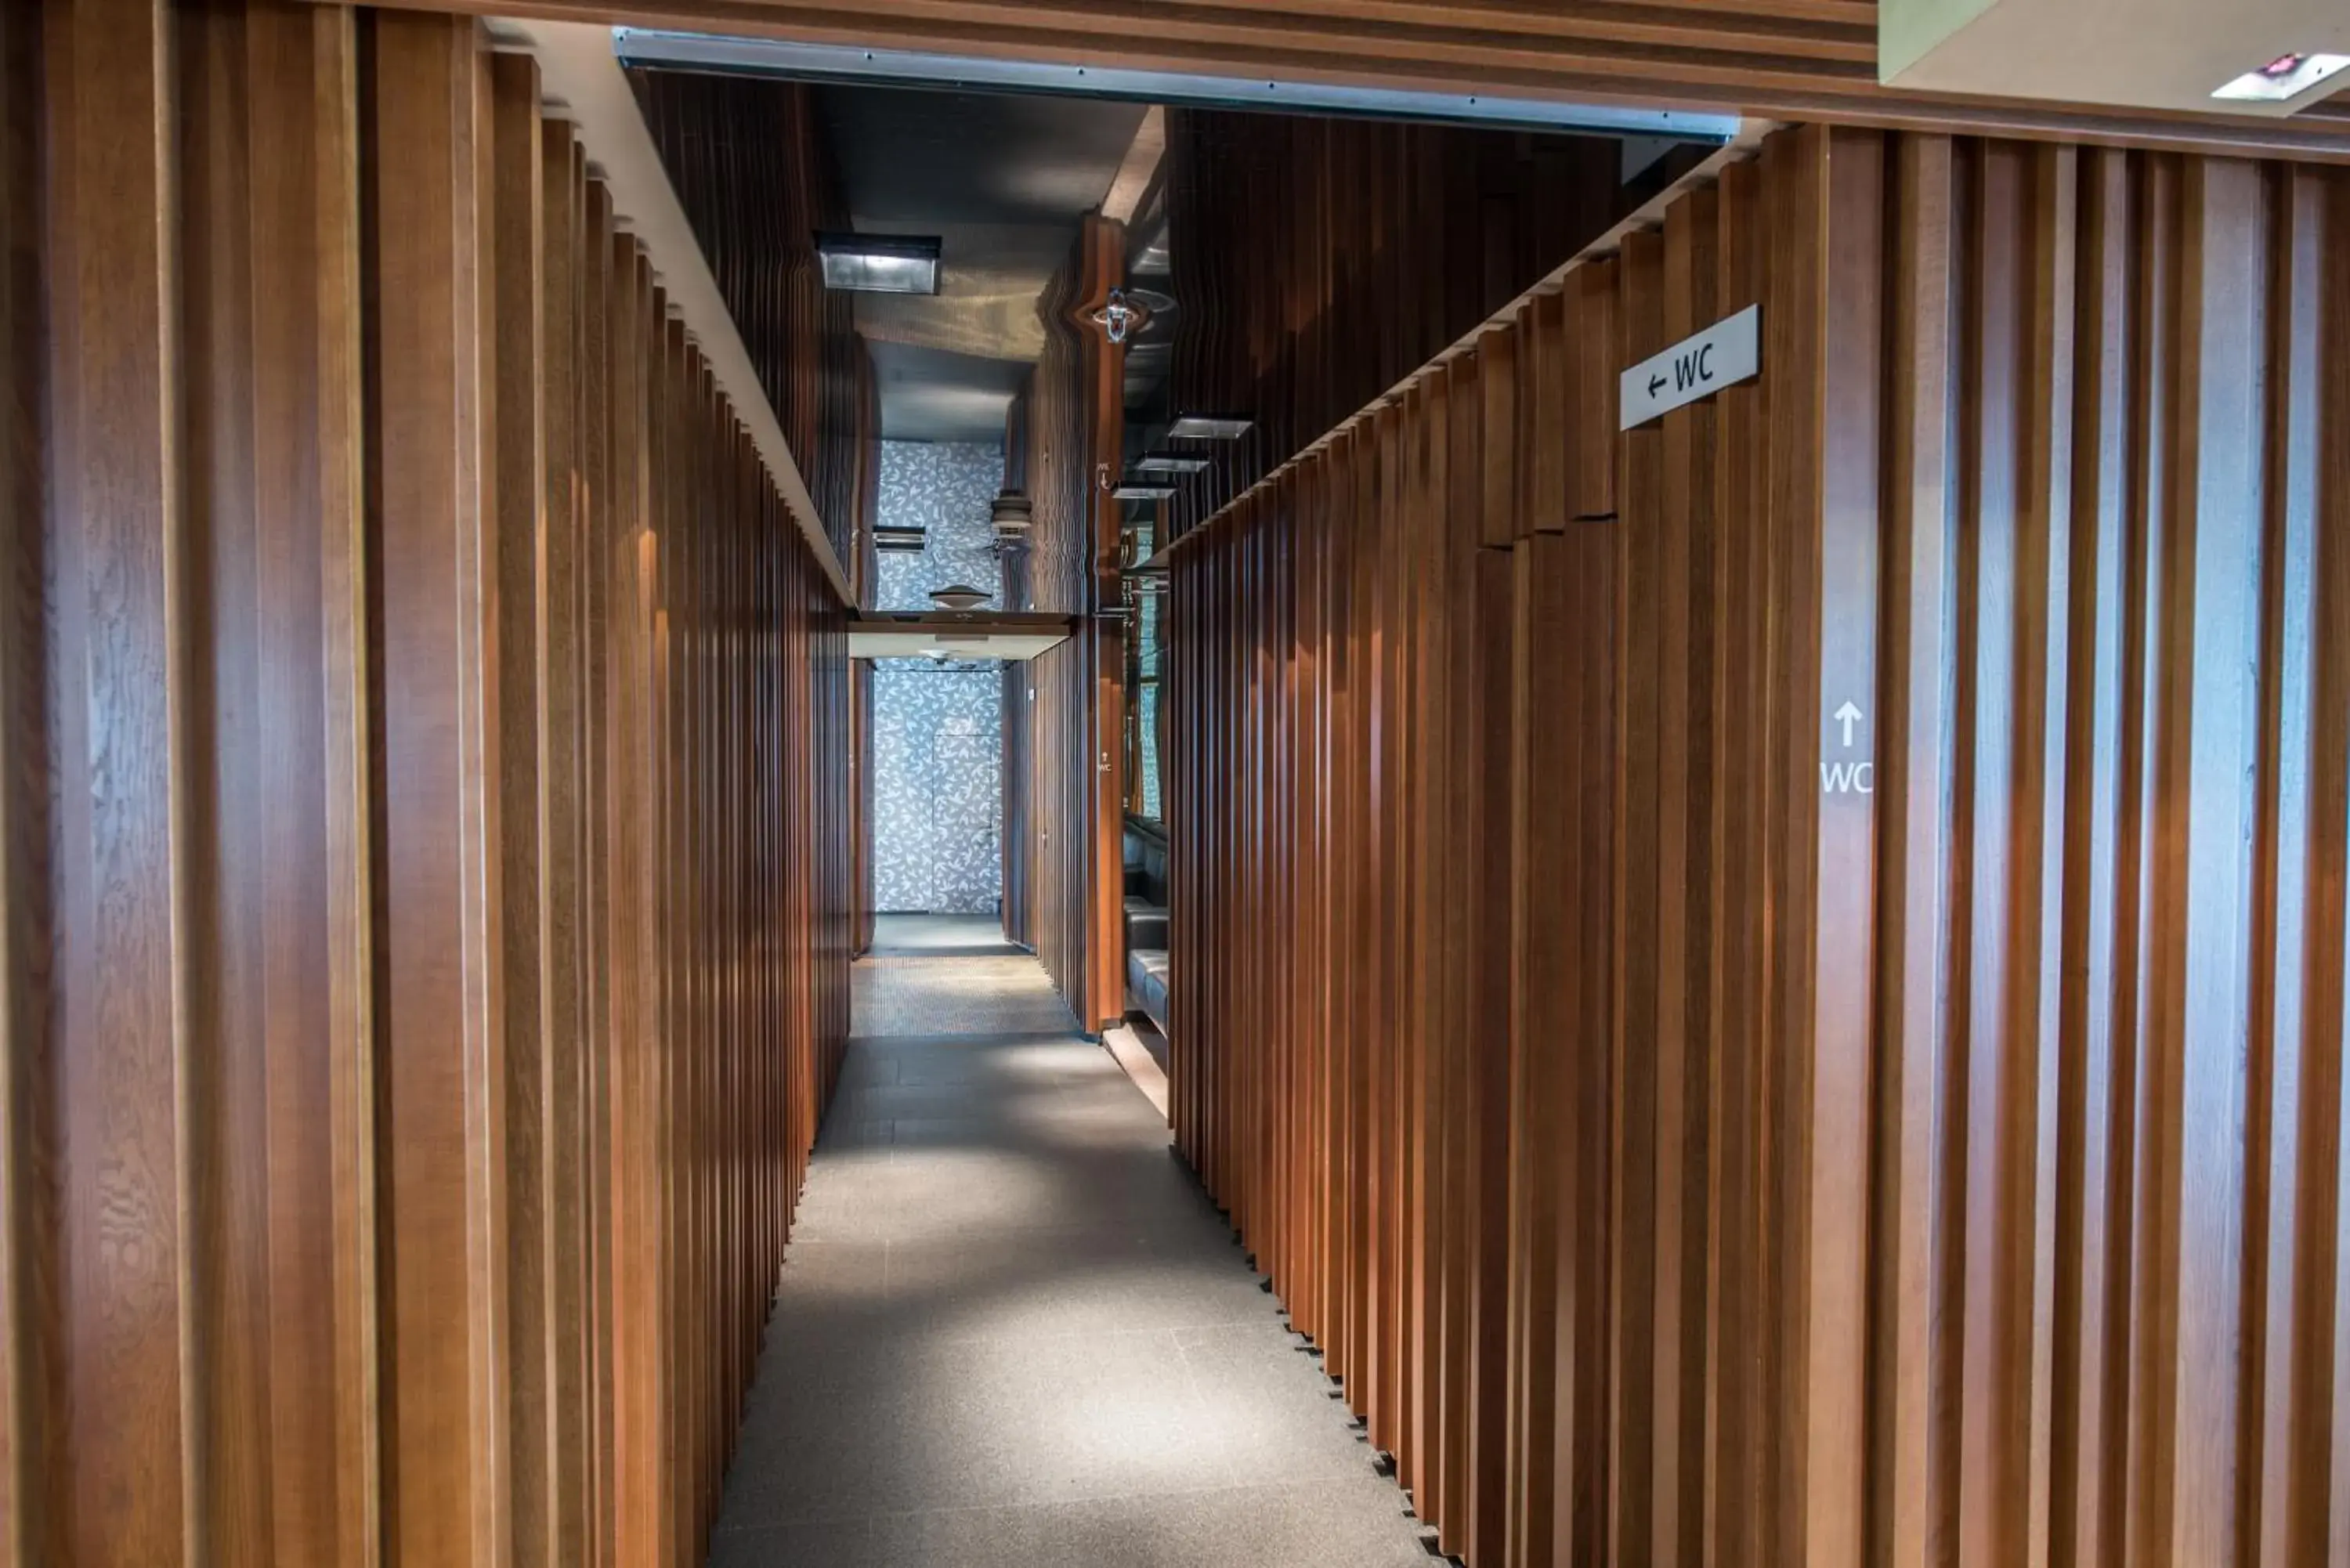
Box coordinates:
[1001,217,1125,1029]
[0,7,854,1567]
[1170,124,2350,1568]
[1161,109,1686,540]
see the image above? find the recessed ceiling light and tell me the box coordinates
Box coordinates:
[1113,482,1178,502]
[814,231,942,294]
[1167,414,1253,441]
[1134,453,1211,475]
[2212,51,2350,102]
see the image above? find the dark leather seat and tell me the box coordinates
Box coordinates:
[1126,948,1170,1034]
[1123,894,1169,952]
[1123,824,1171,1031]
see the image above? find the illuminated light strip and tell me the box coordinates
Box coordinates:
[611,29,1742,143]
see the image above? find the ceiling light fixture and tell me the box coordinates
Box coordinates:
[815,231,942,294]
[1113,482,1178,502]
[1166,414,1253,441]
[929,584,992,612]
[2212,51,2350,102]
[1134,453,1211,475]
[873,523,927,554]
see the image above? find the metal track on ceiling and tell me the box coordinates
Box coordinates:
[611,29,1742,144]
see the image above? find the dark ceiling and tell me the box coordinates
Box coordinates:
[812,83,1146,443]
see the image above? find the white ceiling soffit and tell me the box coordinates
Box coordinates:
[849,629,1071,660]
[1881,0,2350,117]
[501,19,856,603]
[611,30,1742,143]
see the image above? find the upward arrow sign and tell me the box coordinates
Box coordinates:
[1833,701,1863,748]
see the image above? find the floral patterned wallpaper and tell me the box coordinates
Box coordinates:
[871,659,1003,914]
[872,439,1004,612]
[870,440,1008,914]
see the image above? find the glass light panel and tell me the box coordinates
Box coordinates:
[2212,52,2350,101]
[1166,415,1253,441]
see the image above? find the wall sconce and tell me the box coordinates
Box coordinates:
[1090,287,1152,345]
[992,492,1032,555]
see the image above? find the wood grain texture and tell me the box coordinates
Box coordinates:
[30,0,195,1563]
[1168,123,2350,1568]
[1002,215,1124,1029]
[0,9,855,1566]
[1160,110,1676,543]
[0,0,46,1560]
[376,0,2350,162]
[365,17,509,1563]
[179,3,379,1562]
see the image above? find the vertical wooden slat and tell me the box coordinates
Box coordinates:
[0,1,40,1552]
[487,48,550,1568]
[1162,119,2350,1568]
[1876,129,1954,1568]
[2134,150,2265,1568]
[366,14,508,1567]
[41,0,193,1563]
[179,5,379,1561]
[7,16,862,1568]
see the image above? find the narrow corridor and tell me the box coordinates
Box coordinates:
[706,917,1433,1566]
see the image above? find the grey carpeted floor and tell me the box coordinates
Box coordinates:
[703,945,1433,1566]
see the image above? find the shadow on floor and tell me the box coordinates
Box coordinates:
[702,950,1435,1567]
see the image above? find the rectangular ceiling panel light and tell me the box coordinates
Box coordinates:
[1135,453,1212,475]
[815,230,942,294]
[1114,483,1178,502]
[1167,414,1253,441]
[2212,52,2350,101]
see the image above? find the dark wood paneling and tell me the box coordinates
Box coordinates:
[1170,124,2350,1568]
[1162,110,1666,539]
[1003,216,1124,1028]
[0,9,855,1566]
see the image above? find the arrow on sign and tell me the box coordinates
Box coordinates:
[1647,373,1667,397]
[1833,701,1863,748]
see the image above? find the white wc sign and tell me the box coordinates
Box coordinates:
[1618,305,1760,430]
[1820,699,1871,796]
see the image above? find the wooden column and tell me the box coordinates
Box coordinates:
[27,0,194,1562]
[366,14,511,1565]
